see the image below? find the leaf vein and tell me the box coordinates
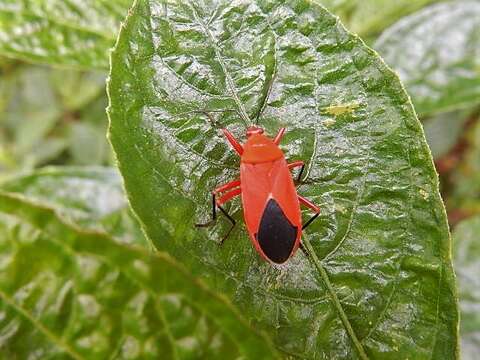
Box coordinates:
[157,54,228,100]
[188,3,251,126]
[363,278,400,340]
[0,289,85,360]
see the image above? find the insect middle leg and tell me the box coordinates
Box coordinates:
[299,195,320,230]
[298,195,320,255]
[288,161,305,182]
[195,180,241,244]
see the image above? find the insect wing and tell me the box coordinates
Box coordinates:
[240,158,302,263]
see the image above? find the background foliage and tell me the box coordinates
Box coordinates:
[0,0,479,359]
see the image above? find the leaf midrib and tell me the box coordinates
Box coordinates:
[250,2,370,357]
[303,238,369,360]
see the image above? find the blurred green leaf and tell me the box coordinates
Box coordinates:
[4,66,62,154]
[108,1,458,358]
[68,122,108,166]
[0,63,111,174]
[0,166,146,247]
[31,137,68,166]
[423,111,470,160]
[321,0,441,39]
[374,1,480,116]
[448,115,480,216]
[453,215,480,360]
[0,192,278,359]
[0,0,131,69]
[51,70,106,111]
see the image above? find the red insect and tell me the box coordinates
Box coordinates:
[196,126,320,264]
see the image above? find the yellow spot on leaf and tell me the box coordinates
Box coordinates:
[419,189,429,200]
[322,102,360,116]
[323,118,336,127]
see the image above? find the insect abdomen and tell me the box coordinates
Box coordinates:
[255,198,298,264]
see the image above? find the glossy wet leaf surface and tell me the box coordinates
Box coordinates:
[0,166,146,246]
[453,216,480,360]
[0,0,131,69]
[108,0,458,358]
[374,1,480,116]
[0,193,278,359]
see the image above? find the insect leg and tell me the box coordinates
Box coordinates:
[298,195,320,230]
[288,161,305,182]
[195,180,240,227]
[216,188,241,244]
[222,128,244,155]
[273,127,286,145]
[217,206,236,245]
[214,180,241,194]
[196,187,241,244]
[195,193,218,228]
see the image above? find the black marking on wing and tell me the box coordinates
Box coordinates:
[255,199,297,264]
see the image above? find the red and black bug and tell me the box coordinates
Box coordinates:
[197,126,320,264]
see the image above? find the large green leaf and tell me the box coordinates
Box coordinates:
[374,1,480,116]
[453,216,480,360]
[0,193,278,359]
[0,166,146,246]
[0,0,131,69]
[108,0,459,358]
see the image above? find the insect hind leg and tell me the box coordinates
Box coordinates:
[217,206,236,245]
[195,188,241,244]
[298,195,320,230]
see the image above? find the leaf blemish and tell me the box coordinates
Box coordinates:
[419,188,429,200]
[322,102,360,117]
[335,203,347,214]
[323,118,336,127]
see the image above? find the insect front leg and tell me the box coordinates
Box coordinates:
[222,128,244,155]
